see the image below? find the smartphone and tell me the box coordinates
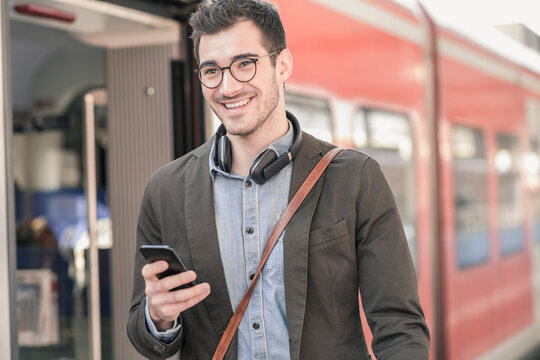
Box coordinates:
[139,245,196,290]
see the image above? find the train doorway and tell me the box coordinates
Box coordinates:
[7,1,183,359]
[12,20,110,359]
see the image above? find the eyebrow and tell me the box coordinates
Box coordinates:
[199,52,259,68]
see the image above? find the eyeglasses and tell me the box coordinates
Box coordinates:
[195,49,282,89]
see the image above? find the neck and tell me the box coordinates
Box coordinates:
[229,113,289,176]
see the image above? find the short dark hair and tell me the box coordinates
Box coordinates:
[189,0,287,64]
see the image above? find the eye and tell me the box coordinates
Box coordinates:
[202,66,219,76]
[238,59,254,68]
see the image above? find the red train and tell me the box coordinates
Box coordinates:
[258,0,540,359]
[6,0,540,358]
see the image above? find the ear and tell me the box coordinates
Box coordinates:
[277,48,293,83]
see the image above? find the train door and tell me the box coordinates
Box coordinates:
[7,1,183,359]
[12,19,109,359]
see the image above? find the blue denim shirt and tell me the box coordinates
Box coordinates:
[147,123,293,359]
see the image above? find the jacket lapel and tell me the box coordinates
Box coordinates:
[283,133,324,359]
[185,142,233,338]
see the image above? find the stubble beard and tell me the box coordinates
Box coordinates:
[214,80,280,137]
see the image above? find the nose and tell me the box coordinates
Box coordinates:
[220,68,243,96]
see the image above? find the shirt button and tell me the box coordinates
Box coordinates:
[245,180,252,188]
[252,322,260,330]
[249,274,255,280]
[246,227,254,234]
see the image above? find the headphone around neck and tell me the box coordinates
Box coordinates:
[214,111,303,185]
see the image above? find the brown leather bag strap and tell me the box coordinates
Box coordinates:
[212,147,344,360]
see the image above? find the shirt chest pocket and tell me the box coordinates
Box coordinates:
[309,219,349,249]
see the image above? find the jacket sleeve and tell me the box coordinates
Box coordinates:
[355,157,430,359]
[127,178,185,359]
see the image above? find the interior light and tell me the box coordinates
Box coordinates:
[495,149,512,173]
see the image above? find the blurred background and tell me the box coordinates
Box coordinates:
[1,0,540,359]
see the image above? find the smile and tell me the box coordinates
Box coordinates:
[224,98,250,109]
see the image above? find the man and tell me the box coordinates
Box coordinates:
[127,0,430,359]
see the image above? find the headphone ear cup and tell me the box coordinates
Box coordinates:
[217,135,232,172]
[250,149,278,185]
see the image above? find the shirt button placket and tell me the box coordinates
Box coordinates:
[243,177,263,357]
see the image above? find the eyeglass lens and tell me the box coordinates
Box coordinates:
[199,58,257,88]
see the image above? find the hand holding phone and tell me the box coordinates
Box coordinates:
[139,245,197,290]
[140,245,210,331]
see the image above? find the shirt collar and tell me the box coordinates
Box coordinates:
[209,120,294,181]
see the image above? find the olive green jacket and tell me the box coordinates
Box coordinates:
[127,132,430,359]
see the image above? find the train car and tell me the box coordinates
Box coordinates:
[263,0,540,359]
[2,0,540,359]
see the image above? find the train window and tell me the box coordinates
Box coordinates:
[452,126,490,268]
[496,134,524,254]
[285,92,333,142]
[352,108,417,267]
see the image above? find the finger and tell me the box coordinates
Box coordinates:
[141,261,168,280]
[148,283,211,322]
[159,271,197,291]
[150,282,210,308]
[146,271,197,300]
[171,282,211,303]
[177,285,211,312]
[156,284,211,318]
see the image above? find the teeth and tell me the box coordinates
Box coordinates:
[225,98,249,109]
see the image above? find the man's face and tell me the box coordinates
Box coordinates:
[198,21,286,137]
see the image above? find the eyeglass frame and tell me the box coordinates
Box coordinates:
[195,49,283,89]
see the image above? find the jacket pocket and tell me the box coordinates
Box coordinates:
[309,219,349,248]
